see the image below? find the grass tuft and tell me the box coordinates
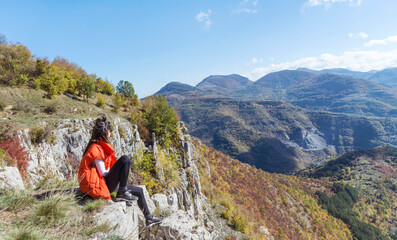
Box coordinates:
[31,194,75,226]
[82,199,106,212]
[8,227,45,240]
[86,222,111,236]
[0,190,36,212]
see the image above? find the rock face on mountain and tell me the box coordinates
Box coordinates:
[11,117,239,239]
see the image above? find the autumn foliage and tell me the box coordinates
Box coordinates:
[195,138,353,240]
[0,136,30,179]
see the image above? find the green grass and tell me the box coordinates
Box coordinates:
[82,199,106,212]
[31,194,76,226]
[8,227,46,240]
[0,190,36,212]
[85,222,111,236]
[0,86,127,129]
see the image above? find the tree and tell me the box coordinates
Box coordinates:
[112,93,124,112]
[34,65,68,98]
[79,75,95,102]
[95,77,115,95]
[0,33,6,44]
[0,42,36,86]
[116,80,136,98]
[143,95,179,146]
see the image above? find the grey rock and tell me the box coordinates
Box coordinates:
[259,226,274,240]
[152,193,169,211]
[140,210,213,240]
[0,167,25,190]
[94,201,139,239]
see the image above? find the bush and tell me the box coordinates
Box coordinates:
[0,136,30,179]
[96,94,106,108]
[29,125,56,145]
[0,100,6,111]
[43,104,57,115]
[112,93,123,113]
[232,214,248,234]
[29,126,46,145]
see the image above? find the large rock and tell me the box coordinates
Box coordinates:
[140,210,214,240]
[94,201,140,239]
[0,166,25,190]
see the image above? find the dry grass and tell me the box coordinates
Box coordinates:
[0,86,128,129]
[0,183,113,240]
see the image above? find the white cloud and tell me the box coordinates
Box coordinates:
[303,0,362,9]
[365,35,397,47]
[248,49,397,79]
[196,10,212,29]
[246,57,263,66]
[233,0,258,14]
[348,32,368,39]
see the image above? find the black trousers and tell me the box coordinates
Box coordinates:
[105,155,150,216]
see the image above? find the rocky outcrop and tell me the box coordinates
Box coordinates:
[94,201,140,239]
[0,166,25,190]
[11,117,228,239]
[140,210,215,240]
[17,117,143,187]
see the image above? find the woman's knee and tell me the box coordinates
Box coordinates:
[119,155,132,165]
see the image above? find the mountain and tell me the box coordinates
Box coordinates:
[154,70,397,174]
[298,67,397,88]
[369,68,397,88]
[299,146,397,236]
[297,68,375,80]
[196,74,252,93]
[234,70,397,117]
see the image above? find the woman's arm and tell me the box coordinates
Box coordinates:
[94,159,109,177]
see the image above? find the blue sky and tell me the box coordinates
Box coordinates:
[1,0,397,97]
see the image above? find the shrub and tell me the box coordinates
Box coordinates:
[29,126,46,145]
[112,93,123,112]
[232,214,248,234]
[29,125,56,145]
[43,104,57,115]
[0,100,6,111]
[0,136,30,179]
[96,94,106,108]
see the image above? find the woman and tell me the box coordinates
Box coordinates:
[78,114,162,225]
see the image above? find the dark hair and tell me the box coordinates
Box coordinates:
[83,114,111,155]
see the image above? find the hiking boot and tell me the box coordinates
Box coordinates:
[145,213,163,226]
[115,187,139,202]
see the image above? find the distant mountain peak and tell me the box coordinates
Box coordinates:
[196,74,252,93]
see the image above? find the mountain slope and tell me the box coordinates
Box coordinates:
[297,68,375,80]
[300,146,397,235]
[369,68,397,88]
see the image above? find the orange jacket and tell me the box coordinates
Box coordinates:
[78,140,117,200]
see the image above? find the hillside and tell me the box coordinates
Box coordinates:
[297,68,375,80]
[300,146,397,236]
[369,68,397,88]
[168,97,397,173]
